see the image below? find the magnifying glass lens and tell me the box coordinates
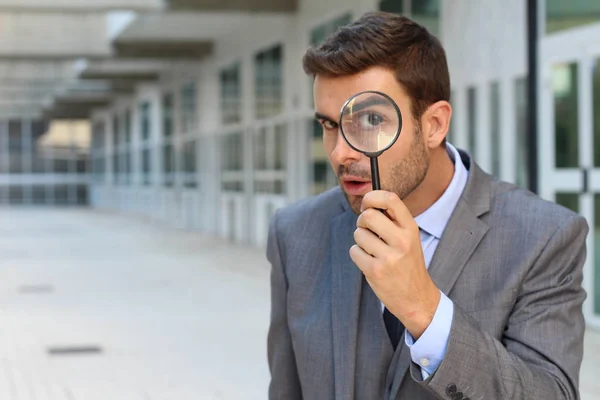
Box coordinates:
[340,92,401,154]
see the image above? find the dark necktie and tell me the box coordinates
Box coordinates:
[383,307,404,350]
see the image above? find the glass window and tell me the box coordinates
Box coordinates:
[222,132,244,172]
[253,125,287,194]
[140,102,151,142]
[8,120,23,174]
[91,121,106,183]
[220,63,242,124]
[9,185,23,204]
[142,149,151,186]
[124,152,131,184]
[76,185,88,205]
[553,63,579,168]
[379,0,439,36]
[124,110,132,184]
[593,58,600,167]
[113,151,120,178]
[309,119,337,195]
[183,140,197,188]
[221,132,244,192]
[76,156,87,174]
[411,0,440,37]
[93,158,105,183]
[254,128,267,170]
[515,76,529,188]
[54,185,69,205]
[379,0,404,14]
[447,90,456,144]
[125,109,132,144]
[594,194,600,315]
[92,121,105,152]
[112,115,120,148]
[546,0,600,34]
[32,186,46,205]
[32,120,48,174]
[309,25,327,46]
[555,192,579,213]
[467,87,477,160]
[309,12,352,47]
[274,124,287,170]
[181,82,197,133]
[163,93,174,138]
[0,122,6,174]
[54,152,71,174]
[255,45,283,119]
[490,81,501,178]
[332,13,352,29]
[163,144,174,187]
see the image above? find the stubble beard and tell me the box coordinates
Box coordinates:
[341,126,430,215]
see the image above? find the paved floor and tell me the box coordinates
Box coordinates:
[0,208,598,399]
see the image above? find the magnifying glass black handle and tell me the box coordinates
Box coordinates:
[369,156,388,218]
[370,157,381,191]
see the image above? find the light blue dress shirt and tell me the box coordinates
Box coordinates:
[383,143,468,379]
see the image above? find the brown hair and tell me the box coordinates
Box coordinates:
[302,11,450,123]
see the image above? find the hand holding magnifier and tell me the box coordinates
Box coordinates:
[339,91,402,191]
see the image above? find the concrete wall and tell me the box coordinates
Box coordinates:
[0,12,111,57]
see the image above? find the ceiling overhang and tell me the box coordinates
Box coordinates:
[0,0,164,13]
[79,70,161,82]
[76,59,167,84]
[165,0,297,13]
[112,38,213,60]
[43,95,113,120]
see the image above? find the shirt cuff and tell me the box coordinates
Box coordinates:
[404,291,454,377]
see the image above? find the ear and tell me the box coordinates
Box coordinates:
[421,101,452,148]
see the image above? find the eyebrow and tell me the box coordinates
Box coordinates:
[314,112,337,124]
[344,95,394,114]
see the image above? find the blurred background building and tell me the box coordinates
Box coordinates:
[0,0,599,328]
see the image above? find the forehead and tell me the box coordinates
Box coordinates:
[313,66,411,120]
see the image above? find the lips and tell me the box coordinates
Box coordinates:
[341,177,372,196]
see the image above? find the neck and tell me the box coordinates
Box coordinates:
[403,146,455,217]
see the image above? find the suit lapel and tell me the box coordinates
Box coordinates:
[388,154,492,398]
[428,155,491,295]
[330,209,363,400]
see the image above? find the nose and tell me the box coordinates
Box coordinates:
[330,129,362,166]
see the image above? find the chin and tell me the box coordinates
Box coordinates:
[342,192,363,215]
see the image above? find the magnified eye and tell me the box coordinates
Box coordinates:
[358,112,384,129]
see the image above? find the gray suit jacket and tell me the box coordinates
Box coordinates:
[266,150,588,399]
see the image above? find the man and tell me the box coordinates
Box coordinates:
[266,11,588,400]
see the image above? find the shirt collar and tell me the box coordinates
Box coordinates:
[414,143,469,239]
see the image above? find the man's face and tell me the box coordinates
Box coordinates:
[314,66,430,214]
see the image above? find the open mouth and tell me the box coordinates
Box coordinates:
[342,180,371,195]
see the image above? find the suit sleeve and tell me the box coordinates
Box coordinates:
[266,210,303,400]
[411,214,589,400]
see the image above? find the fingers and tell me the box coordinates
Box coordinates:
[353,225,388,258]
[356,208,400,246]
[360,191,417,231]
[349,244,374,273]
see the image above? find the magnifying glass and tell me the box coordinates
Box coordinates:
[339,91,402,191]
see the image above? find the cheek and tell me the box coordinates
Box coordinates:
[323,133,337,156]
[381,129,412,163]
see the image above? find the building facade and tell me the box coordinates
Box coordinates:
[0,0,599,327]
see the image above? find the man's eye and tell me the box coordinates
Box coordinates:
[322,120,337,130]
